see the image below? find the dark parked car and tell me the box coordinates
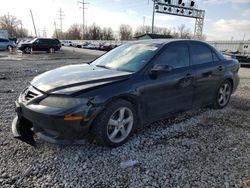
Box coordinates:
[99,44,118,51]
[12,40,240,147]
[18,38,61,54]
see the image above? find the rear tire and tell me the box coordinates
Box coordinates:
[213,80,232,109]
[91,100,137,147]
[48,47,55,53]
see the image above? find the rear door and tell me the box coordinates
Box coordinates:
[141,41,194,120]
[190,41,224,106]
[40,39,49,51]
[32,39,47,51]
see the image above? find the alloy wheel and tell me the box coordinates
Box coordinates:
[25,47,31,54]
[218,82,231,106]
[49,48,55,53]
[107,107,134,143]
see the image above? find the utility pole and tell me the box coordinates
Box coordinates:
[151,0,156,34]
[57,8,65,38]
[243,33,246,41]
[78,0,89,39]
[54,22,58,39]
[143,16,146,33]
[30,9,37,37]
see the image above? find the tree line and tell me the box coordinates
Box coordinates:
[53,23,196,40]
[0,13,200,40]
[0,15,29,38]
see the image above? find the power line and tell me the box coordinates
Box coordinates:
[78,0,89,39]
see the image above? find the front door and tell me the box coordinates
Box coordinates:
[140,42,194,121]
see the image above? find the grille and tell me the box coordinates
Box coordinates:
[22,86,41,102]
[24,90,39,101]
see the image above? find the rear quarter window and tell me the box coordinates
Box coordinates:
[192,43,213,65]
[51,40,58,44]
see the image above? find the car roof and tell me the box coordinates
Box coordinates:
[127,39,208,46]
[36,38,56,40]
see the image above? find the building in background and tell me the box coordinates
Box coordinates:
[134,34,172,40]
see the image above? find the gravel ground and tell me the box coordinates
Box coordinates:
[0,49,250,188]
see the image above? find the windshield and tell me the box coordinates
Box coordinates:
[29,38,37,43]
[92,43,161,72]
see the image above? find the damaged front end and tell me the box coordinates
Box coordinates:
[12,116,36,146]
[11,86,100,146]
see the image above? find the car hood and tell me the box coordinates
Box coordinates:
[21,42,33,45]
[31,64,132,95]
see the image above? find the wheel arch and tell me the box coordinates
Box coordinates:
[214,75,234,100]
[218,71,235,91]
[6,45,14,49]
[103,94,144,128]
[225,77,234,90]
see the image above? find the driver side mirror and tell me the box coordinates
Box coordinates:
[150,64,173,74]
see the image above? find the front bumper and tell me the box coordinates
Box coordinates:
[12,100,100,146]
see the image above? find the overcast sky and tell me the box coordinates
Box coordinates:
[0,0,250,40]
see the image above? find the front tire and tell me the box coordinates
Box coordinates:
[213,80,232,109]
[91,100,136,147]
[6,45,13,51]
[24,47,31,54]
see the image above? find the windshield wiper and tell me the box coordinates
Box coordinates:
[95,65,112,70]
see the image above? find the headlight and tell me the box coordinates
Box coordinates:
[39,96,88,108]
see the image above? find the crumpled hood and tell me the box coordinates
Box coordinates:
[31,64,132,94]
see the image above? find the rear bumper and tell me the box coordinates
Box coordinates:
[12,100,101,146]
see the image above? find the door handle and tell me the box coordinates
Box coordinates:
[218,65,224,71]
[185,73,193,79]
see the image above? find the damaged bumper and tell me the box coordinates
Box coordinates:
[12,116,36,146]
[11,100,100,146]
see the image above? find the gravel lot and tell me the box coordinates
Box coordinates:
[0,49,250,188]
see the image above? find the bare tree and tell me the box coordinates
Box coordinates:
[102,27,114,40]
[119,24,133,40]
[154,26,172,36]
[177,24,192,39]
[134,25,151,37]
[86,24,102,40]
[0,14,28,38]
[16,27,28,38]
[66,24,81,40]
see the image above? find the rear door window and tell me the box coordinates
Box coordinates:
[191,43,213,65]
[154,43,190,69]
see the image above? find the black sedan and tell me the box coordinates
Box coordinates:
[12,39,240,147]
